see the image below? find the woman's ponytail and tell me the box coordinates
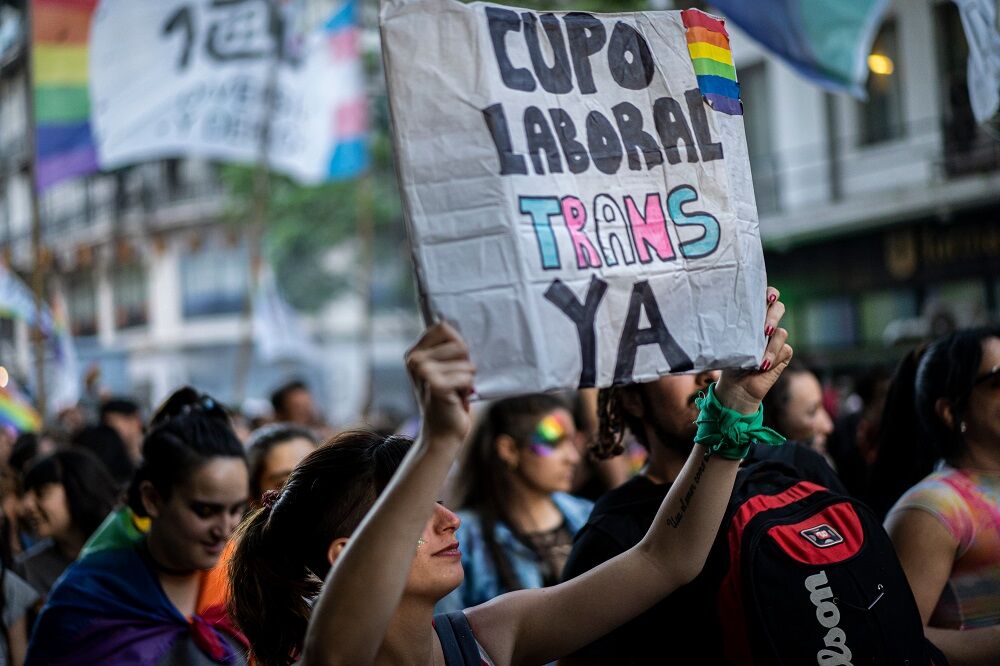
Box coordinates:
[228,504,319,666]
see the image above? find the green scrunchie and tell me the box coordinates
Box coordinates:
[693,383,786,460]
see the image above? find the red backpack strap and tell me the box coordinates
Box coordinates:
[718,481,825,664]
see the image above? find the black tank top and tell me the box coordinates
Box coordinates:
[433,611,489,666]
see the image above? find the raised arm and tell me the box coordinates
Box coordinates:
[470,290,792,666]
[300,323,474,665]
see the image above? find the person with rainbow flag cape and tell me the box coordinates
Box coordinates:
[26,388,249,666]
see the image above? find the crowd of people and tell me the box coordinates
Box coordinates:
[0,294,996,664]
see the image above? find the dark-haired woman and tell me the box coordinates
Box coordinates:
[885,328,1000,663]
[229,291,791,666]
[246,424,318,505]
[438,394,592,612]
[16,450,118,597]
[762,361,835,466]
[25,388,250,666]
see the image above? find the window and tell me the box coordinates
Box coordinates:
[803,297,857,349]
[935,2,1000,175]
[859,289,917,345]
[740,62,779,214]
[180,239,249,318]
[66,271,98,337]
[112,261,148,329]
[859,20,904,145]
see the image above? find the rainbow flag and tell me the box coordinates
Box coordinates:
[681,9,742,116]
[0,385,42,433]
[32,0,99,191]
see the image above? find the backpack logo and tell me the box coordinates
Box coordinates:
[800,523,843,548]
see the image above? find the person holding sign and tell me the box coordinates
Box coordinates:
[227,289,791,665]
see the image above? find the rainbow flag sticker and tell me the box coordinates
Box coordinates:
[32,0,100,191]
[681,9,742,116]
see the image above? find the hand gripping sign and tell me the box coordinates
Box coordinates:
[381,0,768,398]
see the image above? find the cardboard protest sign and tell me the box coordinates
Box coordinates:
[381,0,768,398]
[89,0,367,184]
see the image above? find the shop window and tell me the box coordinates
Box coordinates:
[803,297,857,349]
[181,239,249,318]
[112,262,148,329]
[859,20,904,145]
[860,289,917,345]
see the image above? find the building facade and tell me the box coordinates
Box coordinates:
[726,0,1000,371]
[0,2,417,423]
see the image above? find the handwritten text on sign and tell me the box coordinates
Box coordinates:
[382,0,766,398]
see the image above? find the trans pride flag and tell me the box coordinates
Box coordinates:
[708,0,889,97]
[31,0,100,191]
[324,0,369,179]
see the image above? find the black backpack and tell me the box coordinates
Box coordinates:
[710,461,947,666]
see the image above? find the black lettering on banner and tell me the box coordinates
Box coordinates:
[612,101,664,171]
[614,280,694,384]
[482,104,528,175]
[524,106,563,174]
[563,12,606,95]
[586,110,624,175]
[163,6,196,70]
[685,89,725,162]
[544,276,609,388]
[607,22,654,91]
[486,6,536,92]
[522,13,573,95]
[549,108,590,174]
[653,96,699,164]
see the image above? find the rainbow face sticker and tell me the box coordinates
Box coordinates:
[529,412,570,457]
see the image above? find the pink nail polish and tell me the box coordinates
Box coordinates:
[765,325,774,336]
[767,293,777,304]
[760,359,771,372]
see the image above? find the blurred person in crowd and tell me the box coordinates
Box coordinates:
[53,407,86,440]
[246,424,318,506]
[16,450,118,597]
[70,423,135,490]
[569,389,632,502]
[0,429,15,470]
[0,532,38,666]
[99,398,144,466]
[827,366,891,498]
[7,434,57,480]
[762,362,835,467]
[227,314,793,666]
[561,297,844,664]
[436,394,592,613]
[867,346,932,518]
[885,327,1000,663]
[26,388,250,666]
[270,380,319,428]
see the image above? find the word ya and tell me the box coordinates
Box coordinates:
[546,276,693,388]
[805,571,854,666]
[520,186,719,273]
[484,90,723,179]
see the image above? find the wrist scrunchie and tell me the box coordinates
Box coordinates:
[694,383,786,460]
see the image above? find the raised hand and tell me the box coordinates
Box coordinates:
[716,286,793,414]
[404,322,476,442]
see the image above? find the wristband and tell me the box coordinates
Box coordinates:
[693,383,786,460]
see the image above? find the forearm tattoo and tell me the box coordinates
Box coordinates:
[664,458,708,529]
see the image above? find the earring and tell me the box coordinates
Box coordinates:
[960,421,967,433]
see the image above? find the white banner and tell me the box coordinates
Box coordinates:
[90,0,368,183]
[381,0,768,398]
